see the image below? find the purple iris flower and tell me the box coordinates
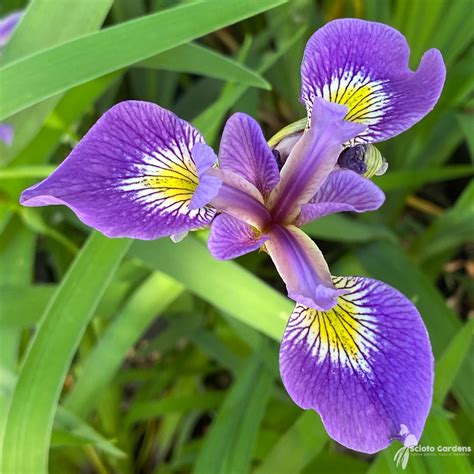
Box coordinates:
[274,18,446,176]
[20,18,446,454]
[0,10,23,146]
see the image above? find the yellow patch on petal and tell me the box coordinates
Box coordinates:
[143,156,198,201]
[322,70,391,126]
[287,277,379,373]
[117,148,207,220]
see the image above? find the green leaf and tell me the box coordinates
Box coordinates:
[1,233,130,473]
[64,272,184,418]
[0,218,35,445]
[0,0,114,65]
[456,113,474,160]
[0,166,56,180]
[0,285,56,326]
[190,329,244,373]
[18,208,78,254]
[0,0,114,163]
[0,0,287,120]
[194,343,274,474]
[194,25,306,144]
[255,411,327,474]
[126,392,225,425]
[412,181,474,264]
[129,235,292,342]
[373,165,474,191]
[303,214,396,243]
[137,42,270,89]
[0,217,35,361]
[434,319,474,406]
[52,407,125,459]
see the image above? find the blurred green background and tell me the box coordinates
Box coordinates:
[0,0,472,473]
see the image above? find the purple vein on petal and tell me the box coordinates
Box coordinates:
[208,168,271,230]
[219,112,280,197]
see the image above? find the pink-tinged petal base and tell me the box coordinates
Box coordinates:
[208,169,271,230]
[297,169,385,225]
[208,214,268,260]
[280,276,433,454]
[265,225,344,310]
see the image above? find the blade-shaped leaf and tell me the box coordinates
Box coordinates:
[64,272,184,418]
[137,42,270,89]
[193,342,274,474]
[129,235,292,341]
[434,319,474,406]
[255,411,327,474]
[1,233,130,473]
[0,0,287,120]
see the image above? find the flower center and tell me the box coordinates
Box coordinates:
[337,145,368,175]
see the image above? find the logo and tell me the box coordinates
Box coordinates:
[394,424,417,470]
[393,424,471,470]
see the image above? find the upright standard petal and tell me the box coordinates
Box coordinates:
[219,113,280,197]
[0,123,14,146]
[268,98,365,224]
[280,276,433,454]
[265,225,344,311]
[208,214,268,260]
[0,10,22,48]
[296,169,385,226]
[20,101,217,240]
[301,19,446,143]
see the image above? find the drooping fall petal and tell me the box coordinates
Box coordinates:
[21,101,219,239]
[280,276,433,454]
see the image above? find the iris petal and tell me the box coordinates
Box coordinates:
[208,213,268,260]
[268,98,365,223]
[296,169,385,225]
[188,143,221,210]
[301,18,446,143]
[208,169,271,230]
[265,225,344,310]
[20,101,216,240]
[279,276,433,454]
[219,113,280,197]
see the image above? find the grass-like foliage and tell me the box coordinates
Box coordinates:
[0,0,472,473]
